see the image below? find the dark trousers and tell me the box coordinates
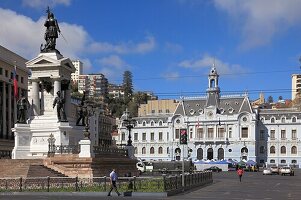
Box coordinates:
[108,181,120,196]
[239,175,242,182]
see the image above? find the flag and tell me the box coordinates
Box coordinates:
[13,65,18,99]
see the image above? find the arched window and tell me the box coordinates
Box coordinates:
[270,159,275,163]
[271,118,275,123]
[158,147,163,154]
[260,146,265,154]
[134,147,138,154]
[197,148,203,160]
[159,121,163,126]
[241,147,248,153]
[270,146,275,154]
[281,146,286,154]
[280,159,286,164]
[292,117,297,123]
[281,117,285,123]
[142,147,146,154]
[292,160,297,164]
[150,147,155,154]
[217,148,224,160]
[291,146,297,154]
[151,121,154,126]
[142,121,146,126]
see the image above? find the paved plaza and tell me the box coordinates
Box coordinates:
[1,170,300,200]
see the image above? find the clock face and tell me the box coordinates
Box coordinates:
[207,111,213,118]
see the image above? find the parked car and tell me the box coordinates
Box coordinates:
[279,167,294,176]
[262,168,272,175]
[204,166,222,172]
[270,166,279,174]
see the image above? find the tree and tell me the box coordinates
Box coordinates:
[267,96,274,103]
[278,96,283,101]
[123,70,133,105]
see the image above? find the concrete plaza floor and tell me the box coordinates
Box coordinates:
[1,169,300,200]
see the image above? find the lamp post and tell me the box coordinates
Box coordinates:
[121,109,136,146]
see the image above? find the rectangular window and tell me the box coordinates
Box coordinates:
[121,132,125,141]
[5,70,8,77]
[207,128,214,139]
[166,109,170,113]
[228,127,232,138]
[159,132,163,141]
[151,110,155,113]
[270,130,275,140]
[167,132,169,140]
[10,72,13,79]
[151,132,154,141]
[0,68,2,75]
[218,128,224,138]
[196,128,203,139]
[158,110,162,113]
[260,130,265,140]
[134,133,138,141]
[175,129,180,139]
[281,130,286,140]
[292,130,297,140]
[142,133,146,141]
[21,77,24,83]
[241,127,248,138]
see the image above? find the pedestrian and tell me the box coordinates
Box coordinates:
[237,168,244,182]
[107,169,121,196]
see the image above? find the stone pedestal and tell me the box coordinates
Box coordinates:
[79,139,93,158]
[124,145,136,159]
[12,52,77,159]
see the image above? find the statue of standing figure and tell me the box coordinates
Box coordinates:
[17,94,30,124]
[76,91,86,126]
[41,7,61,52]
[53,91,67,122]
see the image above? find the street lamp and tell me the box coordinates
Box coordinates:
[121,109,136,146]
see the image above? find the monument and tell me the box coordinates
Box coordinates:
[12,8,77,159]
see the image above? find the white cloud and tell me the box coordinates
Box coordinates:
[96,55,130,81]
[161,72,180,81]
[214,0,301,50]
[0,7,155,68]
[0,8,88,60]
[164,42,183,54]
[22,0,71,9]
[178,54,247,75]
[88,36,156,54]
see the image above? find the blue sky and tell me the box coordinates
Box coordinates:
[1,0,301,101]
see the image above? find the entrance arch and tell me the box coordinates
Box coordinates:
[207,148,213,160]
[217,148,224,160]
[241,147,248,160]
[197,148,203,160]
[175,148,181,161]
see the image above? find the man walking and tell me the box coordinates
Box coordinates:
[237,167,244,182]
[108,169,121,196]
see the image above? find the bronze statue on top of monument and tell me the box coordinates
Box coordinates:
[40,7,61,53]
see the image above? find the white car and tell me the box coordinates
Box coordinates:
[279,167,294,176]
[263,168,272,175]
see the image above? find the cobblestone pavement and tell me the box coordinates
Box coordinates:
[1,169,300,200]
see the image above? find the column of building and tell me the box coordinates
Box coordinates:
[31,80,40,116]
[8,83,12,139]
[2,82,6,139]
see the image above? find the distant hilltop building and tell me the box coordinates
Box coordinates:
[108,83,124,99]
[71,60,83,83]
[138,99,178,116]
[292,74,301,101]
[77,74,108,98]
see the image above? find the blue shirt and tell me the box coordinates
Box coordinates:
[110,171,118,181]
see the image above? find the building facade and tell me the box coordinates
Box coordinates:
[138,99,178,116]
[108,83,124,99]
[0,45,29,157]
[117,66,301,167]
[71,60,83,83]
[292,74,301,101]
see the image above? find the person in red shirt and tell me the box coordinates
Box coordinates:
[237,168,244,182]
